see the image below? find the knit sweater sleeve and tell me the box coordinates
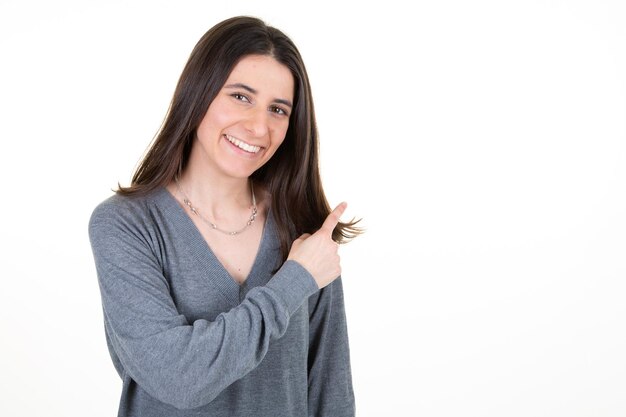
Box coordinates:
[88,199,319,410]
[307,277,356,417]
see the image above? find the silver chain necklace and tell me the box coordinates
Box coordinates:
[175,178,258,236]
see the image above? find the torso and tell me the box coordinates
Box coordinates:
[92,186,319,416]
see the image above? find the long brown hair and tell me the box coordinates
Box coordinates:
[118,16,361,261]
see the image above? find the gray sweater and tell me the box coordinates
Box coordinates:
[88,186,355,416]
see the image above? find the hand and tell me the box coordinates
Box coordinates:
[287,202,347,289]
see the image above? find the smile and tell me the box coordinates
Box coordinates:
[224,134,262,154]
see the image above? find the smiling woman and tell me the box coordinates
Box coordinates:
[88,15,361,417]
[190,55,294,184]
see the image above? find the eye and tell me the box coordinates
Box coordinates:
[231,93,251,103]
[270,105,289,116]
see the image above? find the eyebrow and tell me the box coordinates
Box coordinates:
[224,83,293,108]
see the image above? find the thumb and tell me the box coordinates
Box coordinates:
[320,202,347,236]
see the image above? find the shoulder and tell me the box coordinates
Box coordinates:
[88,190,172,288]
[88,188,165,242]
[90,191,149,226]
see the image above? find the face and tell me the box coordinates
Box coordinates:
[192,54,295,180]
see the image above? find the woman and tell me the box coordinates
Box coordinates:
[89,16,360,417]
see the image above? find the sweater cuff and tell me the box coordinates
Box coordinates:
[266,260,319,315]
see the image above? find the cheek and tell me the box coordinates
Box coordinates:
[264,126,288,161]
[198,100,234,135]
[271,122,290,147]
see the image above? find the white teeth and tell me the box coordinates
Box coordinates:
[225,134,261,154]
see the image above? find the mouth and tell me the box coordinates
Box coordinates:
[224,134,262,154]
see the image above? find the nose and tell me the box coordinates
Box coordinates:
[243,108,269,138]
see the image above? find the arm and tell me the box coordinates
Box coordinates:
[307,277,356,417]
[88,202,318,410]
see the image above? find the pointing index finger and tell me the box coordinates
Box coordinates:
[321,202,347,235]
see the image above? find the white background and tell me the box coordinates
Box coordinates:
[1,0,625,416]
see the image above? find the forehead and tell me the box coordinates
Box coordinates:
[225,55,294,100]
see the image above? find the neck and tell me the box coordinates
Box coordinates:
[175,175,257,235]
[175,168,253,224]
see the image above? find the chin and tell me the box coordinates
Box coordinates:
[221,165,260,180]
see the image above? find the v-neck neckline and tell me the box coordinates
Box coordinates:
[156,185,273,301]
